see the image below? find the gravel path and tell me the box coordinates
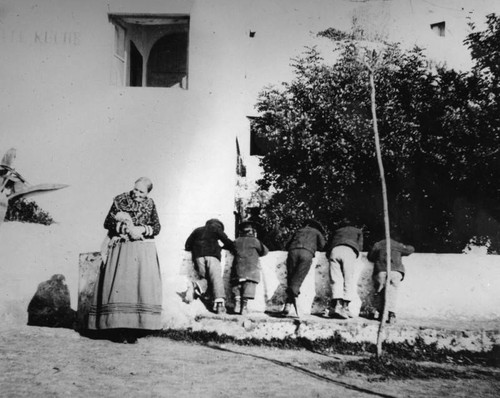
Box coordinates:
[1,325,499,398]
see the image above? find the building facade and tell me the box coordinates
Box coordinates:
[0,0,497,276]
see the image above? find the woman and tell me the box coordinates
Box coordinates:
[88,177,162,343]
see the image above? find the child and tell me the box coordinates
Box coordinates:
[367,237,415,324]
[231,221,269,315]
[324,221,363,319]
[185,219,234,314]
[283,219,326,316]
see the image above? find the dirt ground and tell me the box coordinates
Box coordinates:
[1,324,499,398]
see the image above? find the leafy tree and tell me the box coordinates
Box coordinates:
[251,15,500,252]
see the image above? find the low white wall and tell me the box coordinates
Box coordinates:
[2,222,500,327]
[179,250,500,321]
[0,223,82,325]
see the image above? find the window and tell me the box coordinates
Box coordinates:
[109,14,189,88]
[248,116,274,156]
[113,24,126,85]
[430,21,445,37]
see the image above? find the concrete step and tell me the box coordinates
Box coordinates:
[171,311,500,354]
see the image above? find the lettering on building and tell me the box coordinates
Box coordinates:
[0,29,81,46]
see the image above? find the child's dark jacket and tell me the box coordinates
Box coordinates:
[232,236,269,283]
[325,226,363,258]
[285,226,326,255]
[367,239,415,278]
[185,219,234,261]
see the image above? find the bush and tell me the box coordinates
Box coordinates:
[5,198,54,225]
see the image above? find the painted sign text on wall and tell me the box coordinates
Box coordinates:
[0,29,81,46]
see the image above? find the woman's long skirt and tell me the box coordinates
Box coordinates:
[88,240,163,330]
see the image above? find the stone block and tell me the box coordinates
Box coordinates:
[27,274,76,328]
[76,252,101,331]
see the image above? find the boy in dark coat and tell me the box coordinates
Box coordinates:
[185,219,234,314]
[324,223,363,319]
[231,222,269,315]
[367,237,415,324]
[283,219,326,316]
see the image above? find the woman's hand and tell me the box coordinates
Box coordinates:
[128,226,144,241]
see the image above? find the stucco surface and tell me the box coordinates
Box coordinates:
[2,222,500,326]
[179,250,500,321]
[2,0,499,264]
[2,222,500,352]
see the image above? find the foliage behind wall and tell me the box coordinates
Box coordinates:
[250,14,500,253]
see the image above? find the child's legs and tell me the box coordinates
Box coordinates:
[205,256,225,300]
[373,271,403,312]
[241,281,257,300]
[373,271,387,292]
[232,282,242,300]
[330,246,358,301]
[386,271,403,312]
[339,248,358,302]
[193,257,209,294]
[329,259,344,300]
[285,253,296,290]
[286,249,313,300]
[373,272,387,312]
